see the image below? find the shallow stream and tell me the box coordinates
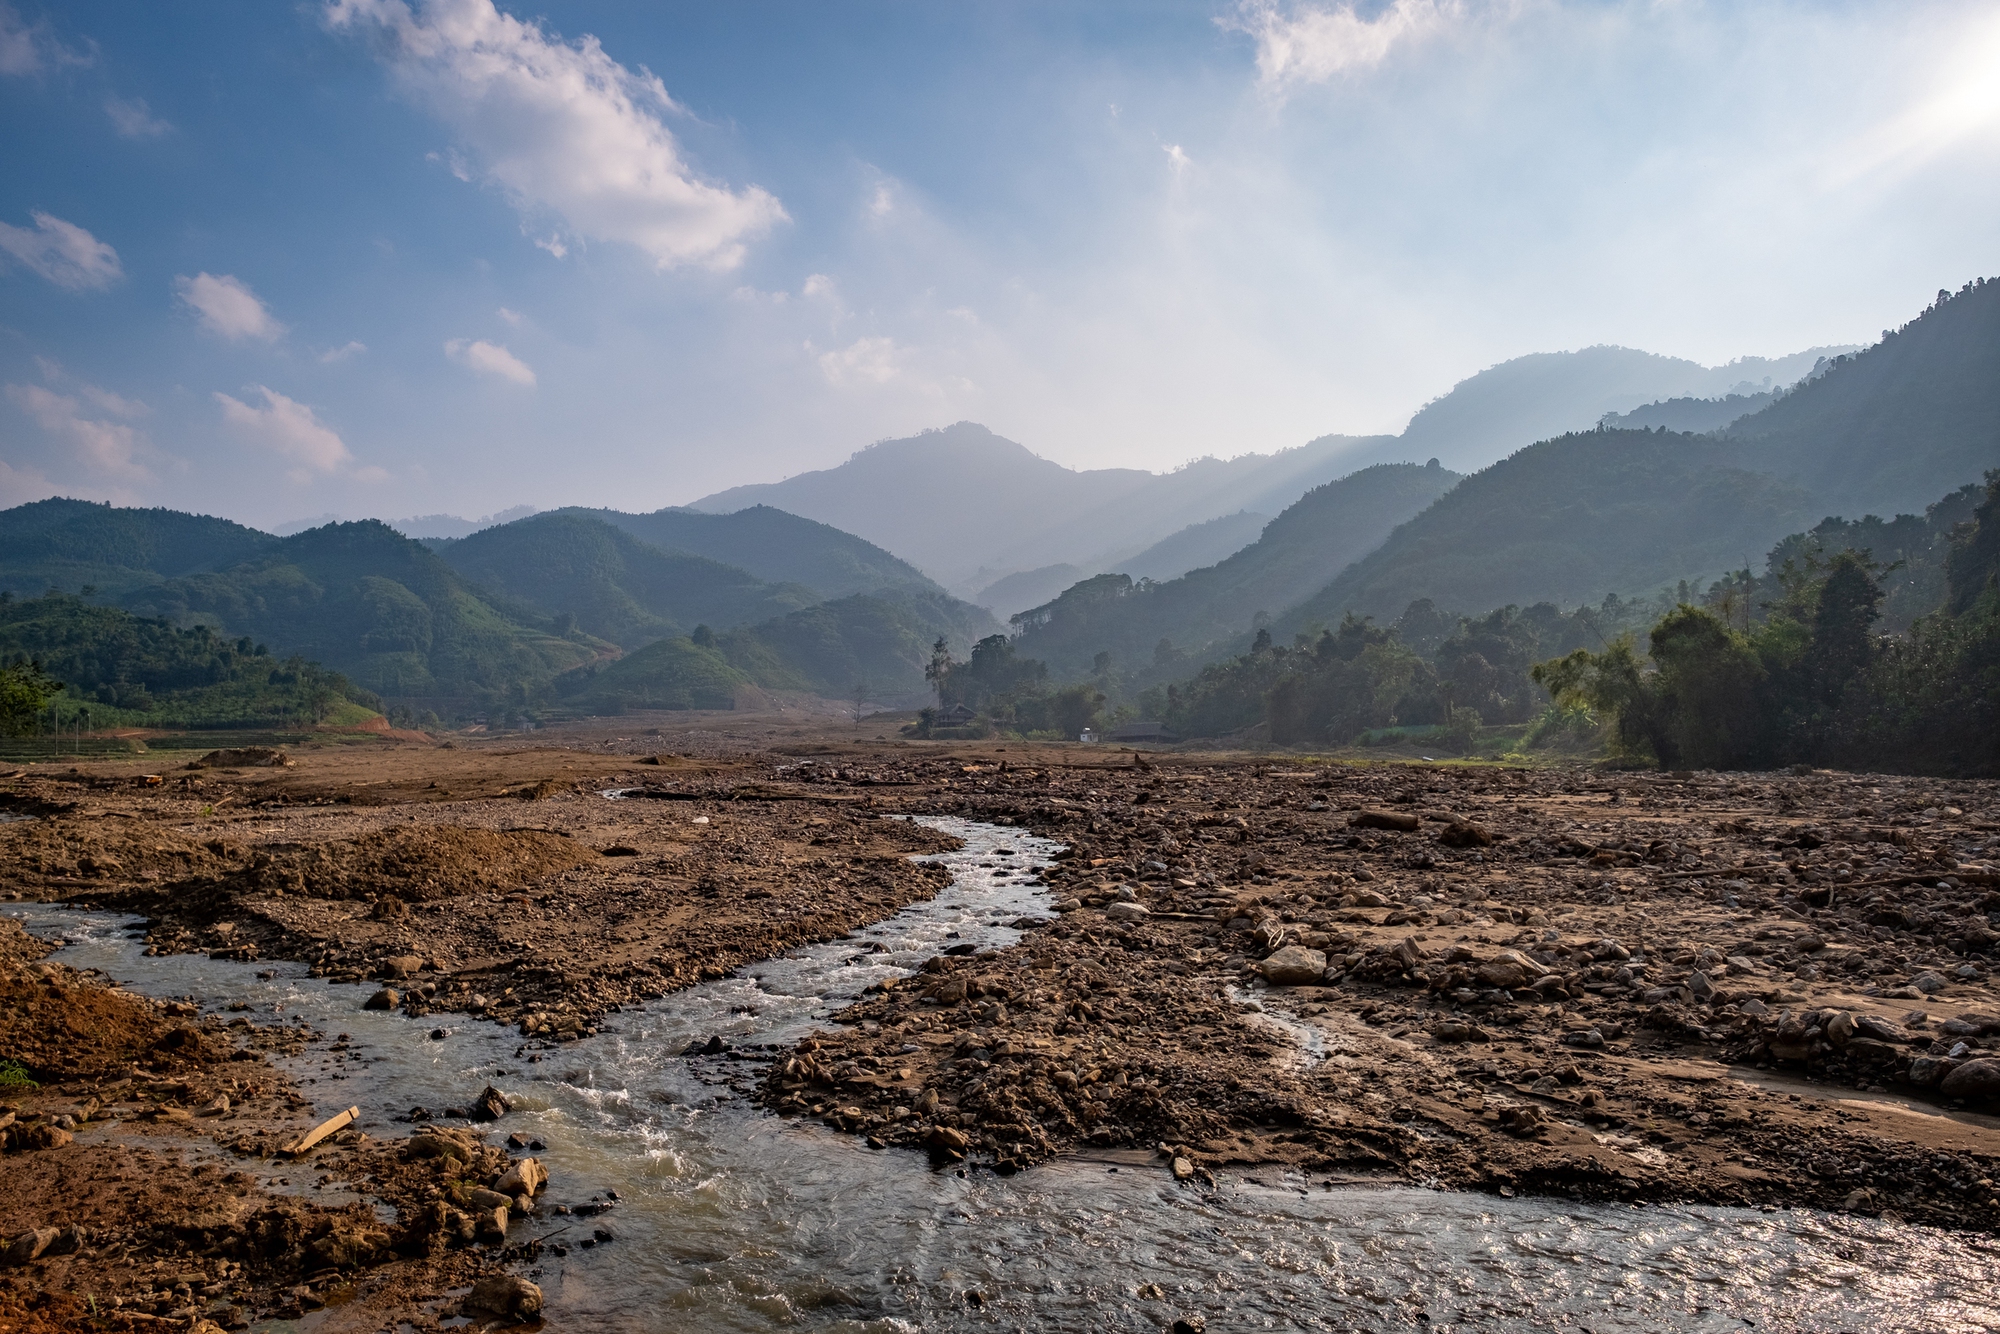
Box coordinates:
[9,816,2000,1332]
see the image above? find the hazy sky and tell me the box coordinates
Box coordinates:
[2,0,1997,528]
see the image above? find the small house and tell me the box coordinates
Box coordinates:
[936,702,978,726]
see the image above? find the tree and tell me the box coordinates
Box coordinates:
[924,636,955,707]
[851,680,868,727]
[0,662,62,737]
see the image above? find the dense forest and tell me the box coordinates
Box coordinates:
[0,592,374,733]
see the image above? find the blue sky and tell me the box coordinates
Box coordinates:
[2,0,1997,529]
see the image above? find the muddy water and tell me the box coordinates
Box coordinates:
[11,817,2000,1333]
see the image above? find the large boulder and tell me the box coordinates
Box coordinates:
[467,1274,544,1319]
[1351,808,1420,832]
[1257,946,1328,986]
[470,1085,511,1122]
[495,1157,546,1198]
[1940,1058,2000,1104]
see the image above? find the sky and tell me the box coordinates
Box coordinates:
[1,0,1997,530]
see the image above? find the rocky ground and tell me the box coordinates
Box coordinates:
[758,749,2000,1232]
[4,720,2000,1328]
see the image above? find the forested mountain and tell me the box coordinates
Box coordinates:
[118,520,597,700]
[1011,462,1461,677]
[972,564,1085,622]
[1729,279,2000,517]
[0,498,276,600]
[1114,510,1271,584]
[1392,345,1843,473]
[1598,390,1779,433]
[1282,431,1816,631]
[0,592,372,729]
[690,422,1397,587]
[562,504,940,600]
[555,586,1000,712]
[1276,280,1999,637]
[435,512,817,649]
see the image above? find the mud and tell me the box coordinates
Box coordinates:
[5,724,2000,1328]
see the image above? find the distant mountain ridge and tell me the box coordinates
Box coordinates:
[1280,278,1999,635]
[1011,462,1461,677]
[691,423,1398,588]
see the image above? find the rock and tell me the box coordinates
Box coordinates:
[1,1228,57,1267]
[1843,1188,1875,1211]
[466,1186,514,1212]
[1256,946,1328,986]
[1688,970,1716,1001]
[495,1157,547,1197]
[466,1274,544,1319]
[1105,902,1151,923]
[1825,1011,1855,1046]
[1345,890,1388,908]
[1477,961,1531,990]
[1439,821,1494,847]
[471,1085,511,1121]
[1431,1021,1490,1043]
[380,955,424,978]
[1940,1058,2000,1103]
[1908,1055,1946,1087]
[1498,1105,1545,1135]
[1250,921,1287,950]
[475,1205,510,1240]
[1562,1028,1606,1048]
[188,746,292,769]
[927,1126,969,1152]
[1853,1015,1906,1043]
[364,987,400,1011]
[16,1124,71,1151]
[1168,1319,1207,1334]
[1053,898,1083,914]
[1352,808,1420,832]
[1170,1156,1196,1182]
[1913,971,1950,994]
[197,1094,230,1117]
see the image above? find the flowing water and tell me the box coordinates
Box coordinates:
[9,816,2000,1333]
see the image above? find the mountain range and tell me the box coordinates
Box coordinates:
[687,343,1851,599]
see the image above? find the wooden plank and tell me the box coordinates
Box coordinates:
[280,1105,359,1157]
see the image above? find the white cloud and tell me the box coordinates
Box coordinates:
[6,382,150,481]
[816,336,905,388]
[215,386,355,477]
[0,212,123,290]
[175,272,286,341]
[0,458,53,507]
[496,305,523,325]
[445,337,536,385]
[1225,0,1460,88]
[105,94,171,139]
[319,340,368,363]
[801,273,836,300]
[1164,143,1191,174]
[34,357,147,418]
[0,2,87,77]
[325,0,788,270]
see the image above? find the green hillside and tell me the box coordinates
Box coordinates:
[553,585,1001,710]
[0,497,276,601]
[1730,279,2000,516]
[120,520,598,699]
[0,591,375,730]
[1281,432,1817,631]
[437,511,815,648]
[1281,279,2000,634]
[1010,462,1461,677]
[564,504,943,599]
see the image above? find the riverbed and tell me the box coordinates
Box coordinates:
[10,816,2000,1333]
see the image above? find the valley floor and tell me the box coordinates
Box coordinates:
[2,713,1997,1327]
